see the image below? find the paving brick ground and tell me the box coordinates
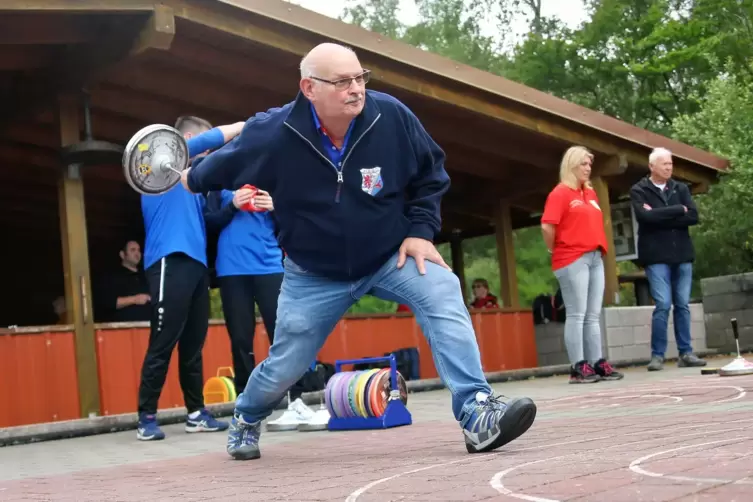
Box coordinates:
[1,359,752,501]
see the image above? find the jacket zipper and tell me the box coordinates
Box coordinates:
[284,114,382,203]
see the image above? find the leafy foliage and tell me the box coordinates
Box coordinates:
[672,62,753,283]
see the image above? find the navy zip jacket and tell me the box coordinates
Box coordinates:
[186,90,450,281]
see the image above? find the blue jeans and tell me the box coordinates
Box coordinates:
[235,252,492,428]
[645,262,693,358]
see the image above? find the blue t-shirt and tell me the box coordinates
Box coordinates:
[214,190,283,277]
[141,128,225,270]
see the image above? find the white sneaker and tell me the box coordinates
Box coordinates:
[298,406,331,432]
[266,398,316,432]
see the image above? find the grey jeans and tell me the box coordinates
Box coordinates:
[553,251,605,365]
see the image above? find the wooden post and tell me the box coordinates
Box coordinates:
[591,176,620,306]
[58,94,101,418]
[493,200,520,308]
[449,230,467,301]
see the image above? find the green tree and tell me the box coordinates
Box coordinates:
[672,61,753,286]
[506,0,753,134]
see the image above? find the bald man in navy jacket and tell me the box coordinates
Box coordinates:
[182,43,537,460]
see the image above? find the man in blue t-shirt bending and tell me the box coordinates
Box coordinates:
[136,115,244,441]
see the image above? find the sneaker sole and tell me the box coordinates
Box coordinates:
[598,375,624,381]
[466,398,537,454]
[185,425,228,433]
[137,432,165,441]
[229,448,261,461]
[297,422,329,432]
[267,423,306,432]
[569,379,600,384]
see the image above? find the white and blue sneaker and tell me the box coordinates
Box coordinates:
[185,408,229,433]
[463,392,537,454]
[137,413,166,441]
[227,413,262,460]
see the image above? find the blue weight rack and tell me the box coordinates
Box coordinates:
[327,354,412,431]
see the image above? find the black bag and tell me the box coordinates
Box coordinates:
[297,361,336,393]
[532,289,566,325]
[351,347,420,381]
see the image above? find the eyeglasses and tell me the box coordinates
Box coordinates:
[310,70,371,91]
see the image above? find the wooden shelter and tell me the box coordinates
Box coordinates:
[0,1,728,422]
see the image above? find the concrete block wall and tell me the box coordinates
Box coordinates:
[534,322,569,366]
[700,272,753,351]
[602,304,707,361]
[534,304,708,365]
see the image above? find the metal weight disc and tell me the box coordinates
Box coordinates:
[122,124,189,195]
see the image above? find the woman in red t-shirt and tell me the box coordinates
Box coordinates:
[541,146,623,384]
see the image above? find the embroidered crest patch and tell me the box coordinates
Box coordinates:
[360,167,383,196]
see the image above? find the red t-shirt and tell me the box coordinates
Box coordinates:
[541,183,608,271]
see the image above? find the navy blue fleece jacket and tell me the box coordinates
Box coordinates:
[186,90,450,281]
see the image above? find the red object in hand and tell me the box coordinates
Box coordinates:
[239,184,266,212]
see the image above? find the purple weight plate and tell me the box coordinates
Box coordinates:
[340,371,355,418]
[332,372,349,419]
[325,372,342,418]
[331,372,347,419]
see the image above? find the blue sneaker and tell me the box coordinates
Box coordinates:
[137,413,166,441]
[463,392,537,454]
[185,408,229,433]
[226,413,261,460]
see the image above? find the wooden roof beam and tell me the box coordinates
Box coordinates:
[0,2,154,12]
[0,14,99,44]
[508,191,548,214]
[130,5,176,56]
[409,104,565,170]
[0,46,58,70]
[88,84,235,127]
[102,55,289,119]
[436,225,493,243]
[441,202,493,224]
[438,211,493,235]
[450,168,558,204]
[593,153,629,177]
[1,6,175,129]
[444,154,513,182]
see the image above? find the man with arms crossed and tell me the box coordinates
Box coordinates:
[136,116,244,440]
[630,147,707,372]
[181,43,537,460]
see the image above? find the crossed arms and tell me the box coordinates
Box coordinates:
[629,182,699,228]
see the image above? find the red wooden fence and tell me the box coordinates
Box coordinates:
[0,309,537,428]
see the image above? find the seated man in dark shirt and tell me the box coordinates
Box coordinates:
[96,240,151,322]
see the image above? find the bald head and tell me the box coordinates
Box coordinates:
[300,43,358,79]
[299,43,367,125]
